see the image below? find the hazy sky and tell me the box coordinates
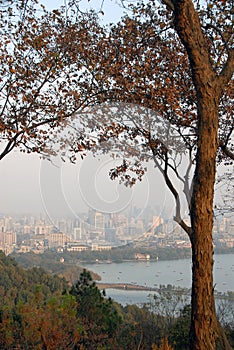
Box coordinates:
[0,148,175,218]
[41,0,126,22]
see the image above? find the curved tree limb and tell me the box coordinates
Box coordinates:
[150,143,192,238]
[219,140,234,160]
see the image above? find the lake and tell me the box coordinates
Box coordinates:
[81,254,234,305]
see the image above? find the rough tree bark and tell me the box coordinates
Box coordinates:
[169,0,234,349]
[190,95,231,349]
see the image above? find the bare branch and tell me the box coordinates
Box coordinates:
[219,140,234,160]
[183,148,193,209]
[150,143,192,238]
[160,0,175,11]
[218,48,234,93]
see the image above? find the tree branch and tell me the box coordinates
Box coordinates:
[183,148,193,210]
[217,48,234,93]
[219,140,234,160]
[160,0,175,11]
[150,145,192,238]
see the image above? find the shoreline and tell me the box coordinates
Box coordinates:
[96,282,191,294]
[96,282,158,291]
[96,283,234,300]
[79,249,234,265]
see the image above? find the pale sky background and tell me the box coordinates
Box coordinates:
[0,0,176,219]
[0,147,175,218]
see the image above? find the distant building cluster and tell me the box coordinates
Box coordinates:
[0,207,233,255]
[135,253,151,260]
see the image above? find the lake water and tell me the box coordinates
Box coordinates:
[81,254,234,305]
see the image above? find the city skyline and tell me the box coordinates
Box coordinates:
[1,208,233,256]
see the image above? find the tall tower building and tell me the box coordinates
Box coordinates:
[94,212,105,230]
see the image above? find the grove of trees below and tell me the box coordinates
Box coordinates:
[0,251,233,349]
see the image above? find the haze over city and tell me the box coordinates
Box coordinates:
[0,149,175,217]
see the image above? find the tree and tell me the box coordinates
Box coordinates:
[0,251,80,349]
[0,0,102,161]
[117,303,167,350]
[149,2,233,349]
[152,338,174,350]
[170,305,191,349]
[70,269,122,349]
[146,287,190,338]
[65,1,233,349]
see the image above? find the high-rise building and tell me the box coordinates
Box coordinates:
[73,227,82,241]
[4,231,17,246]
[95,212,105,230]
[48,232,72,248]
[105,227,116,243]
[88,209,105,231]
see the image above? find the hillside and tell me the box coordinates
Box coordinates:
[11,250,101,284]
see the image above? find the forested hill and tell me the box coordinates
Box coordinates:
[0,251,68,306]
[10,250,101,284]
[0,251,122,349]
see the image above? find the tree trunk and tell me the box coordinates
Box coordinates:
[171,1,233,348]
[189,94,231,349]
